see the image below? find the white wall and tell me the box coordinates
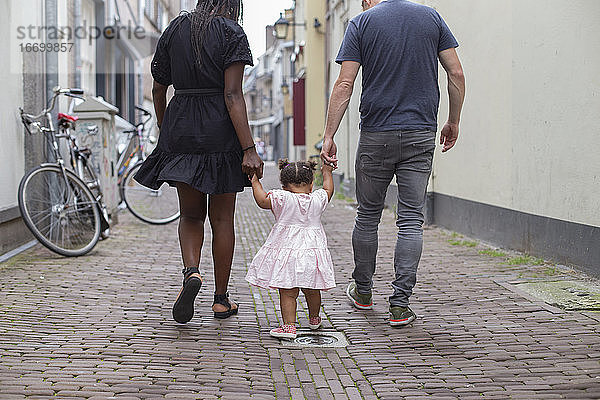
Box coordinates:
[0,0,38,212]
[424,0,600,228]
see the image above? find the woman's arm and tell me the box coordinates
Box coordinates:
[152,81,168,128]
[251,174,271,209]
[224,63,264,179]
[321,163,335,201]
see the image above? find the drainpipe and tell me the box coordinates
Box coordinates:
[73,0,82,88]
[45,0,58,111]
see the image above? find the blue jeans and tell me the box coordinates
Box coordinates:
[351,130,435,307]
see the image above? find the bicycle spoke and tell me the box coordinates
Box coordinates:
[30,212,53,227]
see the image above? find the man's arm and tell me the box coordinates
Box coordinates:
[321,61,361,166]
[438,48,465,152]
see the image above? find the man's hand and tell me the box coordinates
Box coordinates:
[242,149,264,179]
[320,137,338,168]
[440,122,459,152]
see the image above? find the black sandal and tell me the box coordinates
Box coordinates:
[213,293,239,319]
[172,267,202,324]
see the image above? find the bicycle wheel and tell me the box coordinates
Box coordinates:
[121,162,180,225]
[18,165,101,256]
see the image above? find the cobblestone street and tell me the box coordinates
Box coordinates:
[1,165,599,399]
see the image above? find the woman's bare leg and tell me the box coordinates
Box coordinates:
[176,182,206,281]
[301,288,322,318]
[208,193,238,313]
[279,288,300,325]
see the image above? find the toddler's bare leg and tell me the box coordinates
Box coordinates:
[301,288,322,318]
[279,288,300,325]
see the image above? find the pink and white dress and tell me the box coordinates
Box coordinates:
[245,189,336,290]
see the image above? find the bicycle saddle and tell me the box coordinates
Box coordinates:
[58,113,79,122]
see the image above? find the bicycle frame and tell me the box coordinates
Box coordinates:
[21,87,109,232]
[116,109,153,186]
[116,128,143,185]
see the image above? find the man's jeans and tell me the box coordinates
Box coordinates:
[352,129,435,307]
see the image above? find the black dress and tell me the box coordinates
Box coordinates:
[134,13,254,194]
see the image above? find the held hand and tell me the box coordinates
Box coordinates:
[242,149,264,179]
[440,122,459,153]
[321,162,334,174]
[320,137,338,168]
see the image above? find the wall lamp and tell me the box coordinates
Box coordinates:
[273,13,306,40]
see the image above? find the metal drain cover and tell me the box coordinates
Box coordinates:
[281,330,349,348]
[296,335,337,346]
[515,280,600,311]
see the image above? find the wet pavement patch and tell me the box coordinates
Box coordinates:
[278,330,349,348]
[514,280,600,311]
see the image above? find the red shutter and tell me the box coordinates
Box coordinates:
[293,78,306,146]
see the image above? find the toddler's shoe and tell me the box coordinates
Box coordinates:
[308,316,322,330]
[270,324,297,339]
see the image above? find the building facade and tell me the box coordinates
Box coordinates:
[420,0,600,274]
[325,0,600,274]
[302,0,326,159]
[0,0,184,256]
[244,0,328,163]
[1,0,46,255]
[325,0,362,184]
[243,7,310,162]
[243,25,295,162]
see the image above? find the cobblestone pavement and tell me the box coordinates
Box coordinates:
[1,164,599,399]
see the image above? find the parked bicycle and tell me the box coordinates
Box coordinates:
[18,87,110,256]
[115,106,179,225]
[18,87,179,257]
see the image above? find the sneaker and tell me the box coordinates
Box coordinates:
[270,324,297,339]
[389,306,416,327]
[346,282,373,310]
[308,316,322,330]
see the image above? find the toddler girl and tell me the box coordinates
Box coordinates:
[245,159,336,339]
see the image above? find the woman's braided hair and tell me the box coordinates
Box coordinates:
[190,0,243,67]
[278,159,318,186]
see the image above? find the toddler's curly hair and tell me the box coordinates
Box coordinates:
[278,159,318,186]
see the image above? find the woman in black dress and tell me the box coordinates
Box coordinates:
[134,0,263,323]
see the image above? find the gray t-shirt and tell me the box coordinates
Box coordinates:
[336,0,458,132]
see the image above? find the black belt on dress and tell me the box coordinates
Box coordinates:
[174,88,223,96]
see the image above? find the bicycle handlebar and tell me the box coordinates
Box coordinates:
[22,86,85,121]
[135,105,151,115]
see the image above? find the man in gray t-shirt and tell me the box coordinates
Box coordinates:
[321,0,465,326]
